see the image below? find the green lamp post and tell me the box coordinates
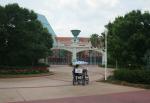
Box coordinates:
[71,30,81,42]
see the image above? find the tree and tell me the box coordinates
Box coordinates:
[0,4,53,66]
[90,34,103,48]
[105,10,150,68]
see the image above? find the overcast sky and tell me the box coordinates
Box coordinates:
[1,0,150,37]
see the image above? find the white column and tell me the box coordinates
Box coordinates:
[72,47,77,63]
[102,52,105,65]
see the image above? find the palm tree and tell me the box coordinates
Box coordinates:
[90,34,103,48]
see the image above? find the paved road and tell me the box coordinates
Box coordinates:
[0,65,145,103]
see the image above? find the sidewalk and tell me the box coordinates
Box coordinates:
[11,90,150,103]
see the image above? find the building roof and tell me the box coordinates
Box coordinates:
[37,14,56,36]
[56,37,89,45]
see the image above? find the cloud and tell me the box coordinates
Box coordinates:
[0,0,150,37]
[86,0,119,8]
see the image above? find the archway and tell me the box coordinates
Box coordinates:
[77,50,102,65]
[48,49,72,65]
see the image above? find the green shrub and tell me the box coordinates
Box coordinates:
[98,64,104,67]
[69,62,72,66]
[98,64,115,68]
[35,63,50,67]
[113,69,150,84]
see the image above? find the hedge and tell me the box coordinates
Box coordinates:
[113,69,150,84]
[0,65,49,75]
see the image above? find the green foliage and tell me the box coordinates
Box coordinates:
[105,10,150,68]
[0,4,53,66]
[98,64,115,68]
[90,34,103,48]
[114,69,150,84]
[34,63,50,67]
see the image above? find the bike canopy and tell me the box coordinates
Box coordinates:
[72,61,88,65]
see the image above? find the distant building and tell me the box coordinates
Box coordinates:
[37,14,57,46]
[51,37,102,64]
[37,14,102,65]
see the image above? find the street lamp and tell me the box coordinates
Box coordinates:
[71,30,81,63]
[71,30,81,43]
[104,29,108,80]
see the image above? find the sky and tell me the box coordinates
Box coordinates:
[1,0,150,37]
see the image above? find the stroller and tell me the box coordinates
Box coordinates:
[72,61,89,86]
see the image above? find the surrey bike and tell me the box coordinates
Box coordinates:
[72,61,89,86]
